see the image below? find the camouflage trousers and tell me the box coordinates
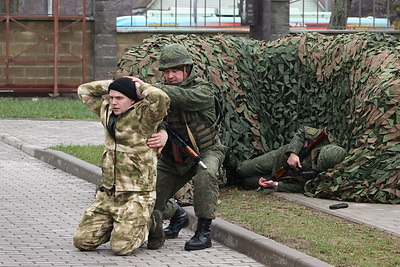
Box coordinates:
[162,183,194,219]
[155,144,227,219]
[236,146,285,189]
[162,198,178,220]
[73,189,156,255]
[236,145,304,193]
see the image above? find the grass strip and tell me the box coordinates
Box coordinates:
[217,187,400,266]
[0,97,98,119]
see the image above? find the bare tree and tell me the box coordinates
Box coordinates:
[0,0,19,13]
[348,0,389,17]
[328,0,353,29]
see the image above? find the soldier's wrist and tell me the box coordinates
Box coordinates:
[274,181,279,190]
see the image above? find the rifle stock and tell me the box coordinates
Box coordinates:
[164,122,207,169]
[274,164,290,180]
[273,127,328,180]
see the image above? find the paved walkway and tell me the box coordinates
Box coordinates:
[0,119,266,267]
[1,118,399,266]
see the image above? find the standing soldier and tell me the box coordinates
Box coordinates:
[146,43,227,251]
[73,77,170,255]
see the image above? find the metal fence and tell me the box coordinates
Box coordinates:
[117,0,245,29]
[1,0,396,31]
[0,0,93,16]
[0,0,91,95]
[289,0,394,30]
[116,0,397,31]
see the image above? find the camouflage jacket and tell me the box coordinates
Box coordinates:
[77,80,170,192]
[155,67,222,159]
[272,126,334,175]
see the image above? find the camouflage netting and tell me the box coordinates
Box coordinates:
[114,32,400,204]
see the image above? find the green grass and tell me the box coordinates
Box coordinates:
[3,96,400,266]
[0,97,98,119]
[50,144,103,167]
[217,187,400,267]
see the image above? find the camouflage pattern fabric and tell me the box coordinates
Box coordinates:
[147,52,228,220]
[155,68,219,152]
[174,182,194,200]
[73,190,156,255]
[317,144,347,170]
[158,43,194,71]
[162,183,193,220]
[285,126,334,172]
[76,80,170,254]
[114,32,400,203]
[155,145,227,219]
[162,198,179,219]
[78,80,170,192]
[237,145,287,189]
[236,126,338,191]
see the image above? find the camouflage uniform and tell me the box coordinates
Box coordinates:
[73,80,170,255]
[154,69,227,219]
[146,43,227,251]
[236,126,344,192]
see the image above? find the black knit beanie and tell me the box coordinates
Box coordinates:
[108,77,139,101]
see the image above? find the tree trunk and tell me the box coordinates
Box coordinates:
[328,0,353,29]
[0,0,19,13]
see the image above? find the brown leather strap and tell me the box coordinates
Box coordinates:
[182,112,200,153]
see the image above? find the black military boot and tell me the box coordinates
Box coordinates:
[184,218,212,251]
[147,210,165,250]
[164,206,190,239]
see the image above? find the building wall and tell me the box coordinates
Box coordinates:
[0,20,249,88]
[0,20,93,86]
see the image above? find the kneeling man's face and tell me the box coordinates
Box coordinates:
[109,90,135,115]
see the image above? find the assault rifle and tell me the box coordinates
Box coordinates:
[164,122,207,170]
[273,128,329,180]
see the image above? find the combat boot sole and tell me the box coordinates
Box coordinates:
[184,239,212,251]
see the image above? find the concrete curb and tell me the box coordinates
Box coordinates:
[1,133,101,185]
[185,207,332,267]
[1,133,332,267]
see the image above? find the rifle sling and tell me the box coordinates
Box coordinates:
[182,112,200,154]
